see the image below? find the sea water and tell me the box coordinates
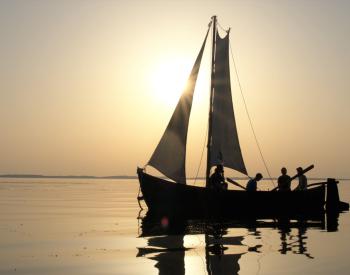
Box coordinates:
[0,178,349,275]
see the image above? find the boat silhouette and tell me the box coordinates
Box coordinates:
[137,16,349,219]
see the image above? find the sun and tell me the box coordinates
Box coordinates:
[150,58,191,106]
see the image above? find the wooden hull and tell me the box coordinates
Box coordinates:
[137,169,326,220]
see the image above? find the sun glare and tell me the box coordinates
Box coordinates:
[150,58,191,106]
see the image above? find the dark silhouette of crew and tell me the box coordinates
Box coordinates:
[278,167,291,191]
[209,164,227,191]
[246,173,263,191]
[295,167,307,191]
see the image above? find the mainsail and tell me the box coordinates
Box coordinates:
[148,29,210,184]
[209,31,247,175]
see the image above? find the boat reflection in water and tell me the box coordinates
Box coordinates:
[137,211,341,275]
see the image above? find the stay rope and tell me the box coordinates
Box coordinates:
[218,20,275,187]
[228,41,275,187]
[193,120,208,185]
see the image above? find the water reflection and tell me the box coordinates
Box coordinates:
[137,212,339,275]
[204,224,247,275]
[276,219,314,258]
[137,234,187,275]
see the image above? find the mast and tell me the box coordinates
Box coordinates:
[206,15,217,187]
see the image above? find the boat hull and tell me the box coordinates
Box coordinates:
[137,169,326,220]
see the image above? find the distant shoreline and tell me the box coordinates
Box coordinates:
[0,174,138,180]
[0,174,349,181]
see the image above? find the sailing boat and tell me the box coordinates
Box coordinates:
[137,16,348,219]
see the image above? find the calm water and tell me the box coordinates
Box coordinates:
[0,178,349,274]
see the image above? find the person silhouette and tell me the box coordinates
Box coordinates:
[246,173,263,192]
[209,165,227,191]
[278,167,291,191]
[295,167,307,191]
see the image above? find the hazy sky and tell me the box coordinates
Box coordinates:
[1,0,349,178]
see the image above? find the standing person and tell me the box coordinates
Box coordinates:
[278,167,291,191]
[246,173,263,192]
[295,167,307,191]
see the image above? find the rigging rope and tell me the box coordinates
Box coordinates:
[229,39,275,187]
[193,120,208,185]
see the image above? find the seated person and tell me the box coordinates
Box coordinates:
[246,173,263,192]
[209,165,227,191]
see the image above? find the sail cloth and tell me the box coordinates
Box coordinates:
[148,29,210,184]
[209,32,248,175]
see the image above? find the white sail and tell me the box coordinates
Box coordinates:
[148,30,209,184]
[209,32,247,175]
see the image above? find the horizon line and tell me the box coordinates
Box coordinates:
[0,174,349,181]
